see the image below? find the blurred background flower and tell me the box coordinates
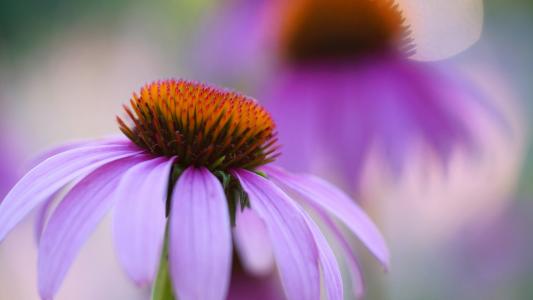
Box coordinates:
[190,2,529,298]
[0,0,532,299]
[191,0,512,194]
[0,116,21,200]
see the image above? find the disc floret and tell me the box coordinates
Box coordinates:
[279,0,414,63]
[118,79,279,172]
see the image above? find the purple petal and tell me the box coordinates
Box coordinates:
[263,58,489,188]
[303,214,343,300]
[234,207,275,276]
[318,209,365,299]
[0,142,141,242]
[38,156,143,299]
[34,174,92,245]
[169,167,232,300]
[263,166,390,268]
[233,169,320,300]
[30,137,132,167]
[34,176,91,245]
[34,197,55,245]
[189,0,271,84]
[112,157,174,287]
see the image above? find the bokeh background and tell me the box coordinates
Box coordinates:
[0,0,531,299]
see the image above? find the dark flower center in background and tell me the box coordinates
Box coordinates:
[118,80,279,171]
[279,0,414,63]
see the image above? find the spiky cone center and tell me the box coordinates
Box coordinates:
[279,0,414,63]
[118,80,280,172]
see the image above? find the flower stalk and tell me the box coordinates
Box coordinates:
[152,226,175,300]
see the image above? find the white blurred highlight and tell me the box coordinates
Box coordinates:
[399,0,484,61]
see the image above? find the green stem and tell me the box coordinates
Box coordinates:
[152,226,176,300]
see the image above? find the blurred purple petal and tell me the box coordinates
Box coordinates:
[233,169,320,300]
[169,167,232,300]
[0,147,20,201]
[189,0,272,85]
[234,207,275,276]
[264,57,487,188]
[112,157,174,287]
[227,266,285,300]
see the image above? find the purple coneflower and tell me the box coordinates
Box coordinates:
[267,0,489,185]
[0,79,388,299]
[194,0,493,190]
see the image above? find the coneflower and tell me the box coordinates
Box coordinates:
[193,0,497,191]
[0,79,388,300]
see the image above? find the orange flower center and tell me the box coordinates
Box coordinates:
[118,80,279,171]
[279,0,413,63]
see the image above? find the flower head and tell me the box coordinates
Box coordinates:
[279,0,414,63]
[192,0,500,191]
[193,0,483,74]
[117,80,278,170]
[0,79,388,300]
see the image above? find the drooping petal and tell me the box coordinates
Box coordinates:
[233,169,320,300]
[29,137,130,167]
[38,156,143,299]
[0,142,141,242]
[264,70,324,173]
[34,175,92,245]
[316,209,366,299]
[302,214,343,300]
[34,197,56,245]
[398,0,484,61]
[263,166,390,268]
[233,207,275,276]
[169,167,232,300]
[267,166,365,298]
[34,178,90,245]
[112,156,174,287]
